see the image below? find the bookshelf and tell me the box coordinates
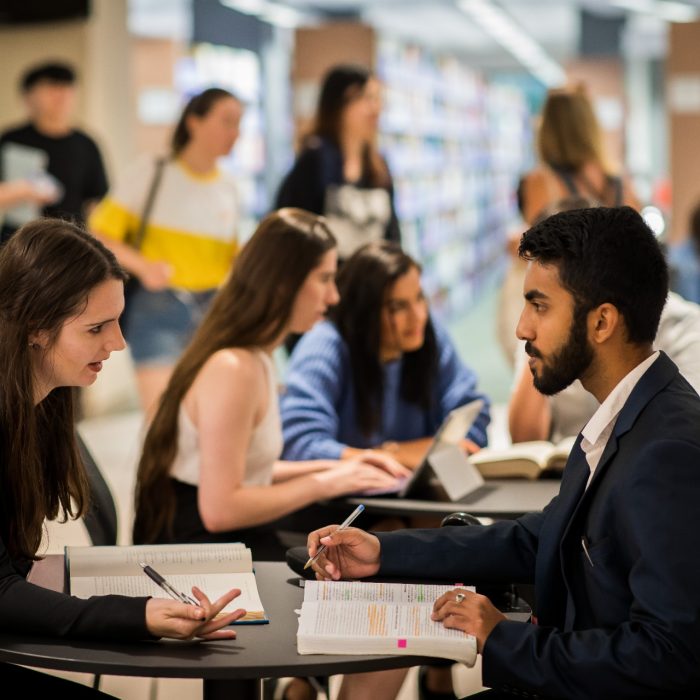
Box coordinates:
[377,38,531,321]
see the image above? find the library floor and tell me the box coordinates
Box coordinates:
[39,282,514,699]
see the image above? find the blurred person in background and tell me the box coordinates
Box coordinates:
[90,88,243,416]
[518,84,639,224]
[275,64,401,262]
[276,64,402,355]
[667,199,700,304]
[0,61,107,243]
[498,87,640,367]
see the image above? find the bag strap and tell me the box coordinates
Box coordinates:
[551,166,580,197]
[129,157,167,250]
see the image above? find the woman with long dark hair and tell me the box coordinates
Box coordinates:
[0,219,244,694]
[133,210,405,557]
[281,241,491,470]
[90,87,243,414]
[275,64,400,262]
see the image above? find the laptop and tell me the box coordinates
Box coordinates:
[361,399,496,502]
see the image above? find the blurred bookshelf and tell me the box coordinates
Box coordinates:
[377,38,531,323]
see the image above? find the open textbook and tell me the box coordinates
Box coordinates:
[297,580,477,665]
[469,435,577,480]
[66,542,267,623]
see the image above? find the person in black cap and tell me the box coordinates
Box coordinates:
[0,60,108,243]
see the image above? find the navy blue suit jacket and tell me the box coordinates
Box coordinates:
[377,352,700,698]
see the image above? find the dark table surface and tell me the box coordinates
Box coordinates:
[2,560,440,681]
[343,478,561,520]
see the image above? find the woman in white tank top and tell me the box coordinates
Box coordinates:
[132,208,408,558]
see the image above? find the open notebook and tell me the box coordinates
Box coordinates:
[66,542,268,624]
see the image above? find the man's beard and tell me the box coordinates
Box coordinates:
[525,311,594,396]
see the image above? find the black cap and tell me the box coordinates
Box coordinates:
[21,62,76,93]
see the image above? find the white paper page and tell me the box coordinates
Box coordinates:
[71,571,263,614]
[304,581,473,605]
[67,542,251,577]
[298,600,475,663]
[1,142,47,226]
[469,441,554,467]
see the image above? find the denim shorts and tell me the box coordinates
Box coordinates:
[124,286,216,366]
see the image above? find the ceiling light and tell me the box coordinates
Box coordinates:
[611,0,699,22]
[457,0,566,87]
[220,0,308,28]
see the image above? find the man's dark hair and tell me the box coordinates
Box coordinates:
[21,62,76,93]
[519,206,668,344]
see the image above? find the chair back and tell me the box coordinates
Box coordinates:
[77,434,118,546]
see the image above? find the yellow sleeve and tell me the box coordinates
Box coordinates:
[88,197,139,244]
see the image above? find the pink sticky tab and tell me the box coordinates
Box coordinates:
[397,639,407,649]
[454,582,464,587]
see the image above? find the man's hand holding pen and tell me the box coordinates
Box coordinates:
[306,525,381,581]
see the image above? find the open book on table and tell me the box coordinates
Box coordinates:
[469,435,577,480]
[66,542,268,624]
[297,580,477,665]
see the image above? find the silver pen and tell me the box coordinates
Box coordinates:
[581,537,594,567]
[139,562,199,605]
[304,503,365,570]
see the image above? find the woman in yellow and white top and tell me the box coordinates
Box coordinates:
[90,88,242,414]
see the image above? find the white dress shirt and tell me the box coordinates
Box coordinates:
[580,351,660,487]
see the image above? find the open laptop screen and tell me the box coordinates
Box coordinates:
[360,398,485,499]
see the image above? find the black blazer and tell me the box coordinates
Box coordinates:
[377,352,700,698]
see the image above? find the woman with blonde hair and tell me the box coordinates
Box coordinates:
[498,84,640,366]
[519,84,639,224]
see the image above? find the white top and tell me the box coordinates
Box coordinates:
[89,155,240,290]
[580,351,659,486]
[170,351,283,487]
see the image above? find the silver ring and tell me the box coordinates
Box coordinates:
[454,592,465,604]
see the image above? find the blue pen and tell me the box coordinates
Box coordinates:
[304,503,365,570]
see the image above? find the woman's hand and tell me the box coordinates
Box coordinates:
[313,460,400,498]
[461,439,481,455]
[355,450,411,478]
[137,259,173,291]
[145,586,246,640]
[307,525,381,581]
[431,588,506,653]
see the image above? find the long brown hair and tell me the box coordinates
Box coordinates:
[310,64,389,188]
[0,219,127,561]
[537,84,613,174]
[134,208,337,543]
[171,87,239,156]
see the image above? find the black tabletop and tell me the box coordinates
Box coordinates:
[0,561,439,680]
[345,478,560,520]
